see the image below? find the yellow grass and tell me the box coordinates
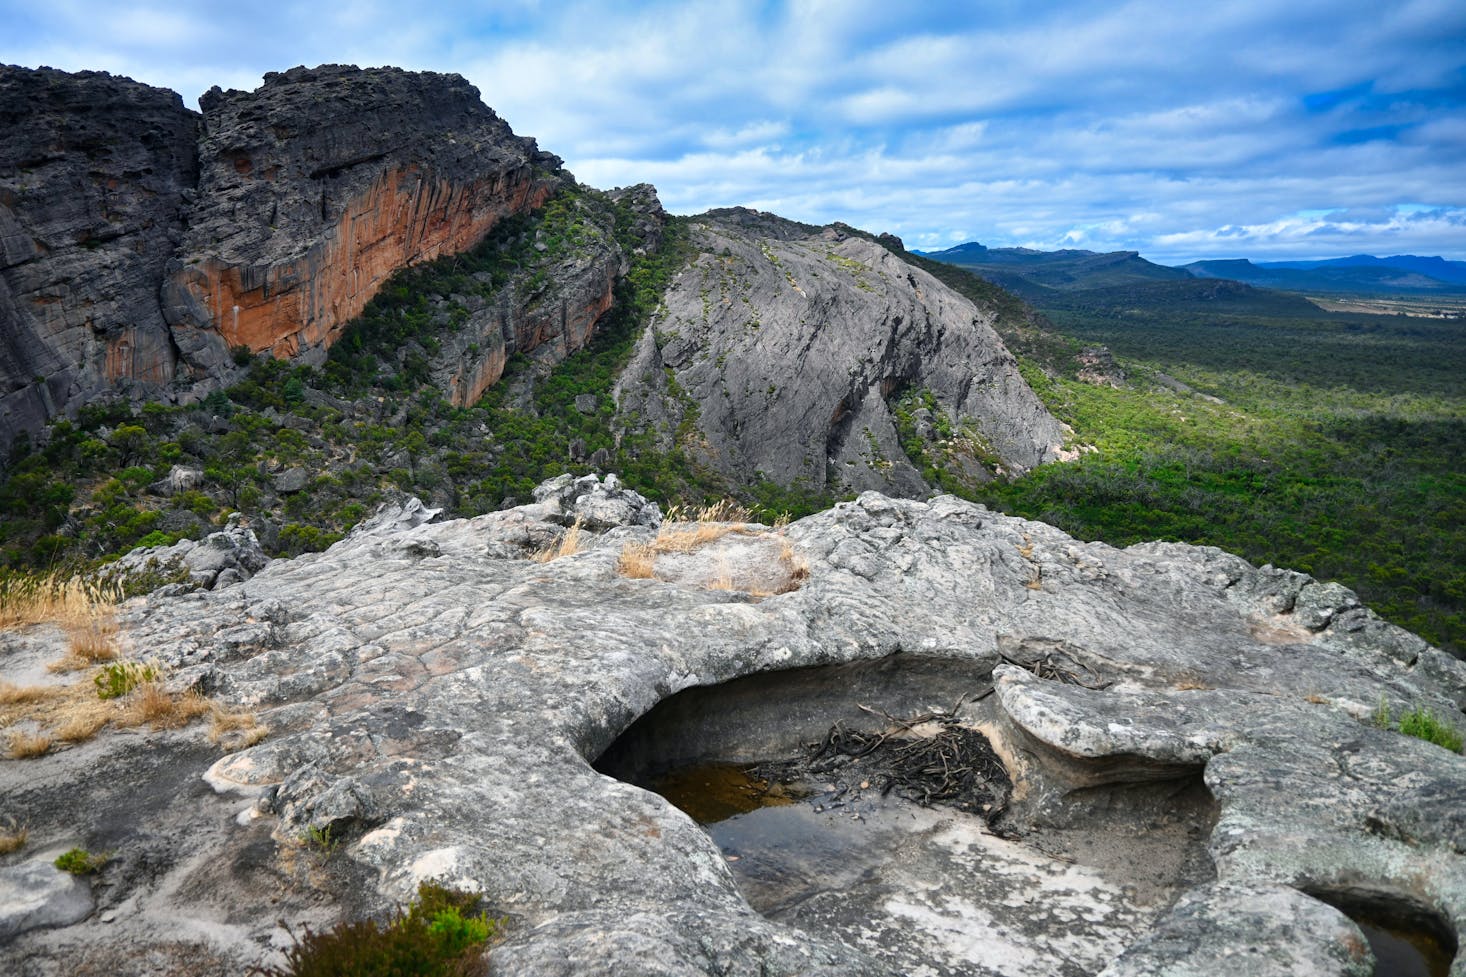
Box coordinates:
[118,684,211,730]
[208,706,270,750]
[0,821,27,854]
[3,662,230,752]
[0,681,61,706]
[532,518,585,563]
[7,729,52,758]
[616,542,657,579]
[0,571,120,631]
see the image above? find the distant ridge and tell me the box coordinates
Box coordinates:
[920,242,1466,298]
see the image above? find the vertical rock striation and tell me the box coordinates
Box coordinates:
[0,64,563,453]
[616,210,1067,497]
[0,66,200,445]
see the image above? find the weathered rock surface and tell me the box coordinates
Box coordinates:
[0,66,200,451]
[166,64,561,376]
[616,210,1067,496]
[0,64,565,452]
[0,858,94,942]
[2,479,1463,975]
[100,516,268,591]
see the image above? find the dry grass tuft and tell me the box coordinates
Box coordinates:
[532,518,585,563]
[208,705,269,750]
[0,820,28,854]
[0,682,62,706]
[7,729,52,758]
[118,685,211,730]
[616,542,658,579]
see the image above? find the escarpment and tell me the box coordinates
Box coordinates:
[0,64,563,451]
[0,67,200,449]
[616,210,1067,497]
[165,65,561,373]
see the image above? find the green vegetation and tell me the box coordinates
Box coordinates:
[94,661,158,699]
[1398,705,1464,752]
[258,882,500,977]
[1374,697,1463,752]
[916,254,1465,656]
[54,847,108,875]
[0,182,797,580]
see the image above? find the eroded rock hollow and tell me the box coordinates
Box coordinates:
[2,477,1463,976]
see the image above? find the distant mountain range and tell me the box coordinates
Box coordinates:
[918,243,1466,299]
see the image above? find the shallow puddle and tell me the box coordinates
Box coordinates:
[648,762,798,824]
[1350,915,1454,977]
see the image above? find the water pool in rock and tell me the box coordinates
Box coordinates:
[595,657,1219,976]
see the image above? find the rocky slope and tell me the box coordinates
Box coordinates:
[0,64,563,453]
[616,210,1067,497]
[2,477,1462,976]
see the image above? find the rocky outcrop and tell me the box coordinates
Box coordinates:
[100,516,268,591]
[2,479,1462,975]
[616,211,1066,496]
[427,185,660,409]
[0,66,200,450]
[0,64,563,453]
[165,65,561,378]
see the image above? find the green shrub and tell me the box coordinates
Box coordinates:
[1397,706,1464,753]
[257,882,500,977]
[94,661,159,699]
[54,847,107,875]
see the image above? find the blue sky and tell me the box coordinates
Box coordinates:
[5,0,1464,263]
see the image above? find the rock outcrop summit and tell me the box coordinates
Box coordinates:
[2,476,1462,975]
[618,212,1066,495]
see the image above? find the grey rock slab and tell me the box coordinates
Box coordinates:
[0,858,94,942]
[1099,883,1374,977]
[2,482,1463,975]
[615,213,1067,498]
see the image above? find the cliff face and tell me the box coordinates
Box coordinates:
[616,211,1067,497]
[0,67,199,446]
[0,64,562,452]
[165,65,560,377]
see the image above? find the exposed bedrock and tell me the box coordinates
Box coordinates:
[0,65,200,449]
[615,212,1067,497]
[1,481,1463,975]
[0,64,563,451]
[166,64,560,376]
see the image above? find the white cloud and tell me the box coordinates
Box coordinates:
[2,0,1461,259]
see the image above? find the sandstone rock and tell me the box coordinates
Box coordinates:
[615,211,1066,497]
[0,858,94,942]
[272,468,309,494]
[0,66,199,454]
[166,65,561,375]
[148,465,205,497]
[0,64,571,452]
[102,518,268,591]
[2,480,1461,975]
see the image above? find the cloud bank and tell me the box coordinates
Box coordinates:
[4,0,1463,262]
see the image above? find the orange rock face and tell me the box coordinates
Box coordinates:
[174,165,553,359]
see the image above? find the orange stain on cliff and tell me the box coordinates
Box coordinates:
[182,164,553,359]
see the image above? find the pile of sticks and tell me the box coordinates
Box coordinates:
[801,703,1012,823]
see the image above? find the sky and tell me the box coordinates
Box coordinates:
[4,0,1465,263]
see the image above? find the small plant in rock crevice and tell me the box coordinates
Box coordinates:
[255,881,502,977]
[94,660,159,699]
[0,819,28,854]
[1372,697,1464,753]
[54,847,108,875]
